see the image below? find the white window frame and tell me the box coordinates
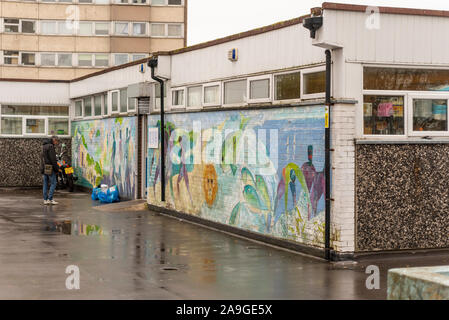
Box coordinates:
[94,53,110,67]
[0,105,70,138]
[171,87,186,110]
[247,75,272,104]
[113,53,129,66]
[23,117,47,136]
[273,69,302,104]
[74,99,83,119]
[56,52,74,67]
[3,18,20,33]
[301,65,326,100]
[83,96,93,119]
[39,52,57,67]
[93,95,103,118]
[3,50,19,66]
[166,23,183,38]
[20,51,36,66]
[114,21,130,36]
[202,82,221,108]
[151,0,184,6]
[186,85,203,110]
[77,21,94,36]
[222,78,248,108]
[119,88,128,114]
[114,0,148,4]
[131,22,148,36]
[40,20,58,35]
[77,53,94,67]
[128,97,137,112]
[150,23,166,37]
[407,93,449,137]
[94,21,111,36]
[110,90,120,115]
[361,91,408,139]
[102,92,108,117]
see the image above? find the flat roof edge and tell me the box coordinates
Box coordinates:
[322,2,449,18]
[0,78,70,83]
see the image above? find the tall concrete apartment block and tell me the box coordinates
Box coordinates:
[0,0,187,80]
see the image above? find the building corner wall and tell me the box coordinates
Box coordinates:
[331,103,356,253]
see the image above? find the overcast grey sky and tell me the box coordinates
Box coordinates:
[187,0,449,46]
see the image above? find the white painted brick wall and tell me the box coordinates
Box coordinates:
[330,103,356,253]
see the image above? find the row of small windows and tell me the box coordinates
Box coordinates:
[2,0,183,5]
[1,19,184,38]
[1,51,148,67]
[170,69,326,109]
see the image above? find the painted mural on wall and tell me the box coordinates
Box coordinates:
[147,106,326,247]
[72,117,137,199]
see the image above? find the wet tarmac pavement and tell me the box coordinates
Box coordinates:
[1,189,449,300]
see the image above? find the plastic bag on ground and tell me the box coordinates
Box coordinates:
[98,185,120,204]
[91,187,101,201]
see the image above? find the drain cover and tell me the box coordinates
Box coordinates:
[161,267,179,271]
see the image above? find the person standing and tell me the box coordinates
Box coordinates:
[41,136,60,205]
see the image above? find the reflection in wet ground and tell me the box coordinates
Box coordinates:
[2,188,445,300]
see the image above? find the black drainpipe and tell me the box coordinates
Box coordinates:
[148,57,166,202]
[324,49,332,261]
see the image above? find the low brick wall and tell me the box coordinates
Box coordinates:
[0,138,71,187]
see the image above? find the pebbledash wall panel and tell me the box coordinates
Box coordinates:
[356,143,449,251]
[71,117,138,200]
[147,106,328,248]
[0,138,71,187]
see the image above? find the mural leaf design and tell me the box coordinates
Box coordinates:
[241,167,256,187]
[256,175,271,210]
[243,185,268,211]
[229,203,241,225]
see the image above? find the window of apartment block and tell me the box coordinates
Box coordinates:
[95,0,110,3]
[364,67,449,91]
[111,91,119,113]
[114,54,129,66]
[168,0,182,5]
[79,22,93,36]
[133,0,147,3]
[172,89,185,108]
[303,71,326,95]
[4,51,19,65]
[167,24,182,37]
[224,79,247,105]
[78,0,93,3]
[25,119,46,135]
[21,53,35,66]
[58,53,72,66]
[94,95,102,116]
[132,22,146,36]
[274,71,301,101]
[151,0,165,5]
[115,22,129,35]
[21,20,36,33]
[48,118,69,136]
[249,77,270,101]
[363,95,405,135]
[4,19,19,33]
[151,24,165,37]
[95,22,109,35]
[203,84,220,106]
[83,97,92,117]
[95,54,109,67]
[120,89,127,113]
[75,100,82,117]
[41,21,57,34]
[41,53,56,66]
[131,54,146,61]
[78,54,92,67]
[187,86,202,108]
[58,21,73,35]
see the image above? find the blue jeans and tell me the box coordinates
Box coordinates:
[43,172,57,201]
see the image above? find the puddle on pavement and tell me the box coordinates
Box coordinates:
[45,220,120,236]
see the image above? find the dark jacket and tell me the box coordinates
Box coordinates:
[41,139,59,174]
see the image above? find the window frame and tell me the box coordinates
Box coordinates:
[301,66,326,100]
[131,22,148,36]
[3,50,19,65]
[110,90,120,114]
[150,0,184,6]
[3,18,20,33]
[171,87,186,110]
[94,21,110,36]
[223,78,248,108]
[407,93,449,137]
[247,75,272,104]
[119,88,128,114]
[83,96,93,119]
[0,104,70,138]
[273,69,302,103]
[93,94,103,118]
[74,99,83,119]
[20,51,36,66]
[114,21,130,36]
[202,82,221,108]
